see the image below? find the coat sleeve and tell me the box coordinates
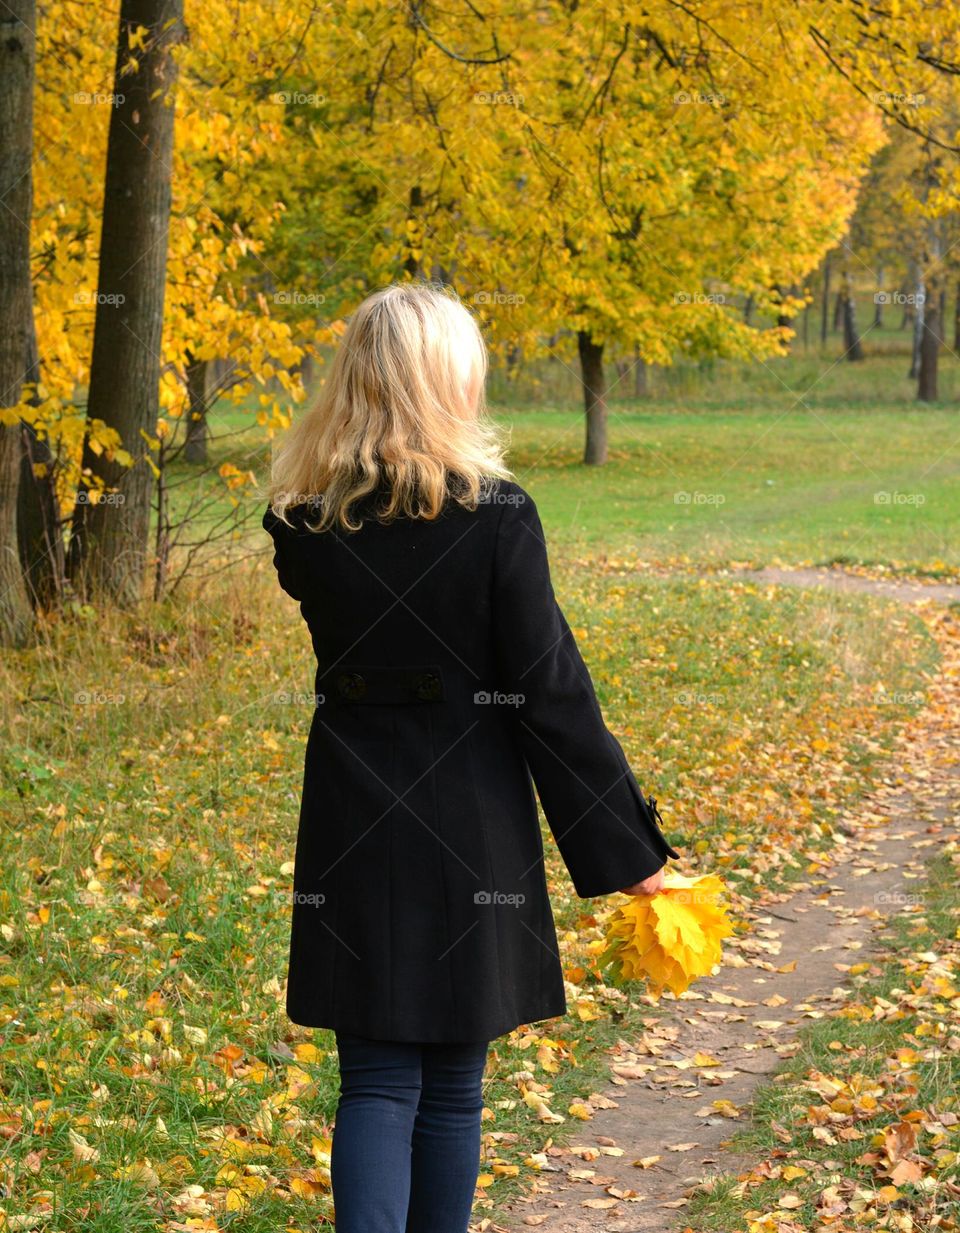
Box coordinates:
[491,488,681,898]
[262,505,304,602]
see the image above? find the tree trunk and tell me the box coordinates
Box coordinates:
[578,331,607,466]
[874,266,884,329]
[918,222,941,402]
[775,284,797,330]
[918,290,939,402]
[820,253,831,346]
[183,352,208,463]
[634,342,648,398]
[18,315,64,608]
[774,283,794,352]
[841,277,863,361]
[900,266,914,330]
[954,278,960,353]
[909,273,925,380]
[833,289,844,332]
[0,0,38,646]
[68,0,183,603]
[404,186,423,279]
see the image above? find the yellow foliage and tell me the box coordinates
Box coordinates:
[601,873,735,998]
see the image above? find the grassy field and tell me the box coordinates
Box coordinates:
[179,344,960,575]
[0,346,955,1228]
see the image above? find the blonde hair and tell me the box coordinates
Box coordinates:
[267,281,511,530]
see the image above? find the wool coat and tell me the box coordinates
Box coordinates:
[263,478,681,1044]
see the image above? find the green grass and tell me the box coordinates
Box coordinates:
[0,557,940,1225]
[174,343,960,576]
[2,347,955,1226]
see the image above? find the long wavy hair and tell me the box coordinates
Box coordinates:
[266,282,511,531]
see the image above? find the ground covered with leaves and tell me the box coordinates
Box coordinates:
[688,843,960,1233]
[0,542,942,1231]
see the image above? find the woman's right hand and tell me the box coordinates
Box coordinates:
[619,864,666,897]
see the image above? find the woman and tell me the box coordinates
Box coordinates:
[263,282,681,1233]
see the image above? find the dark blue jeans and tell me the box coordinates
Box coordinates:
[331,1031,489,1233]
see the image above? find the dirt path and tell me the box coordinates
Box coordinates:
[489,577,960,1233]
[741,565,960,605]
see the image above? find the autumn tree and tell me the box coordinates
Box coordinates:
[809,0,960,400]
[67,0,185,602]
[0,0,38,645]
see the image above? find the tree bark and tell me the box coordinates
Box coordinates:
[774,283,798,345]
[404,185,423,279]
[918,289,939,402]
[899,293,912,330]
[18,315,63,608]
[820,253,831,346]
[874,266,884,329]
[183,352,208,463]
[841,277,864,361]
[0,0,38,646]
[918,223,941,402]
[833,289,844,333]
[954,278,960,353]
[68,0,184,603]
[634,342,648,398]
[909,272,925,380]
[578,331,607,466]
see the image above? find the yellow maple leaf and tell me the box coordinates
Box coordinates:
[601,873,735,998]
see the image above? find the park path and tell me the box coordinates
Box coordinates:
[487,570,960,1233]
[742,565,960,606]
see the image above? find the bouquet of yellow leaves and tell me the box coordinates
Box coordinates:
[600,873,735,998]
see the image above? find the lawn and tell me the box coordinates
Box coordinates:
[0,346,955,1229]
[179,342,960,576]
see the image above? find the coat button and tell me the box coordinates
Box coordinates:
[337,672,366,701]
[415,672,442,702]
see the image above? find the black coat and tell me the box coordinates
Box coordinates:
[263,479,680,1043]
